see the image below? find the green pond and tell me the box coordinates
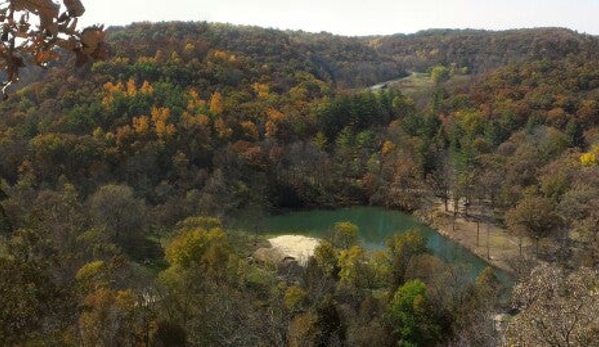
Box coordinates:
[261,206,512,284]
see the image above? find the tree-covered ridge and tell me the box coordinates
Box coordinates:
[105,22,406,89]
[0,21,416,211]
[371,27,599,73]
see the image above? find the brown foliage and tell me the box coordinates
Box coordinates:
[0,0,106,98]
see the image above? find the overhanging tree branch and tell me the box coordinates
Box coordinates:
[0,0,106,98]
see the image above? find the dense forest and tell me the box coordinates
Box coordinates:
[2,20,599,346]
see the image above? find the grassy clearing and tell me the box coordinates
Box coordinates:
[386,72,473,107]
[389,72,433,95]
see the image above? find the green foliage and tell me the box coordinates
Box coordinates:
[314,241,338,277]
[387,231,429,286]
[164,226,227,269]
[0,229,74,344]
[331,221,359,249]
[337,245,368,289]
[316,90,404,142]
[284,285,309,311]
[175,216,222,233]
[388,279,441,346]
[430,65,451,84]
[75,260,109,291]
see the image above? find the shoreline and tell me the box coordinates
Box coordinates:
[262,203,523,276]
[253,235,321,266]
[418,203,527,276]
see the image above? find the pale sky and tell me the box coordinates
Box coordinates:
[79,0,599,36]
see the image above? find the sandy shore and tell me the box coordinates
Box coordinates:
[267,235,321,265]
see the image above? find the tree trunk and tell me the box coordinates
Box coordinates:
[519,237,523,257]
[476,220,480,247]
[486,225,491,260]
[452,211,457,231]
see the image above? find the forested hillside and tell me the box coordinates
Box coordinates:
[371,27,599,73]
[2,21,599,345]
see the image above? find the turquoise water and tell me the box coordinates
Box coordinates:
[262,206,511,283]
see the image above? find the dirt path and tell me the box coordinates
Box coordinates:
[428,203,529,274]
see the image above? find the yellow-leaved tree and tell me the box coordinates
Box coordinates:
[209,91,224,114]
[151,106,176,139]
[580,144,599,166]
[161,216,231,281]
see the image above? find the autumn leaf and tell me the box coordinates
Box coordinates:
[11,0,60,36]
[63,0,84,17]
[0,1,106,99]
[80,26,105,55]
